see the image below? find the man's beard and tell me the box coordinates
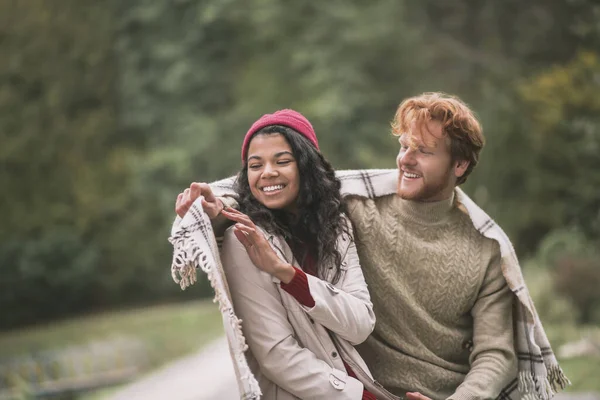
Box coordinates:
[397,169,453,202]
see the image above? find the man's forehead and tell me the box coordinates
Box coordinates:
[399,133,440,149]
[400,120,445,148]
[399,133,424,145]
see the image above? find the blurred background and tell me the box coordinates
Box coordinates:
[1,0,599,398]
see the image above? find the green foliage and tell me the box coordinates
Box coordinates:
[523,260,580,327]
[531,229,600,324]
[0,0,128,328]
[519,52,600,240]
[535,228,594,268]
[0,0,123,237]
[559,357,600,392]
[554,256,600,324]
[0,0,211,329]
[0,229,99,327]
[1,0,599,328]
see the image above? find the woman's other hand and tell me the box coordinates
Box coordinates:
[223,208,295,284]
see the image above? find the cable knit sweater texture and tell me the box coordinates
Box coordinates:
[348,194,516,400]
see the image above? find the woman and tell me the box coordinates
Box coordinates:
[197,110,395,399]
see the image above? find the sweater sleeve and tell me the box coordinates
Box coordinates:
[449,241,517,400]
[280,267,316,307]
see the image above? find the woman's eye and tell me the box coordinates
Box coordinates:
[277,159,292,165]
[248,164,261,169]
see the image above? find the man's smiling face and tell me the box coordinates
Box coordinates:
[396,120,468,202]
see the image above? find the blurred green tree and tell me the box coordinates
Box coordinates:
[1,0,599,327]
[519,52,600,240]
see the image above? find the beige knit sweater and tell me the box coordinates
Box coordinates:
[348,194,517,400]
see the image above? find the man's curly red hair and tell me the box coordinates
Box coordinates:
[392,92,485,185]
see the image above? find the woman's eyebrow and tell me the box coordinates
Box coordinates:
[247,151,293,161]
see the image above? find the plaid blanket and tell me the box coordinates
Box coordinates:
[169,200,261,400]
[170,168,570,400]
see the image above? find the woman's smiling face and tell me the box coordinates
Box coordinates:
[246,133,300,212]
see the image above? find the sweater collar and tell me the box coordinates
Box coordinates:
[394,192,455,225]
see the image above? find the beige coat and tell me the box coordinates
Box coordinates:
[221,221,399,400]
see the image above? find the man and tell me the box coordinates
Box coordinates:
[174,93,568,399]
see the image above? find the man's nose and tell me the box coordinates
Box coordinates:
[399,148,417,165]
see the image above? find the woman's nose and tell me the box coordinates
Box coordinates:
[262,164,279,178]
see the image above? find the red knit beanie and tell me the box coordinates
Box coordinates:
[241,109,319,162]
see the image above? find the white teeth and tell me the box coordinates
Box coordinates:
[262,185,284,192]
[404,172,420,178]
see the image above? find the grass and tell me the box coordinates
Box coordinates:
[0,299,223,368]
[0,300,224,399]
[3,269,598,397]
[542,323,600,393]
[559,357,600,392]
[80,386,123,400]
[523,262,600,393]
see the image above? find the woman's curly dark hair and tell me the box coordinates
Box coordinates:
[234,125,350,284]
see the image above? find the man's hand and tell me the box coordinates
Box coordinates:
[406,392,432,400]
[175,182,223,219]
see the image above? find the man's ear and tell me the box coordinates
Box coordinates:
[454,159,470,179]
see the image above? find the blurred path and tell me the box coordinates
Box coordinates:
[108,335,599,400]
[107,336,238,400]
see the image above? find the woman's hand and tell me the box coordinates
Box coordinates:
[222,208,296,284]
[175,182,224,219]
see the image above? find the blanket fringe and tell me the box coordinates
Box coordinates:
[547,364,571,392]
[518,371,532,394]
[169,227,262,399]
[518,371,555,400]
[169,231,200,290]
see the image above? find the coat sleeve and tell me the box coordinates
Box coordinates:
[300,232,376,345]
[449,241,517,400]
[221,229,364,400]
